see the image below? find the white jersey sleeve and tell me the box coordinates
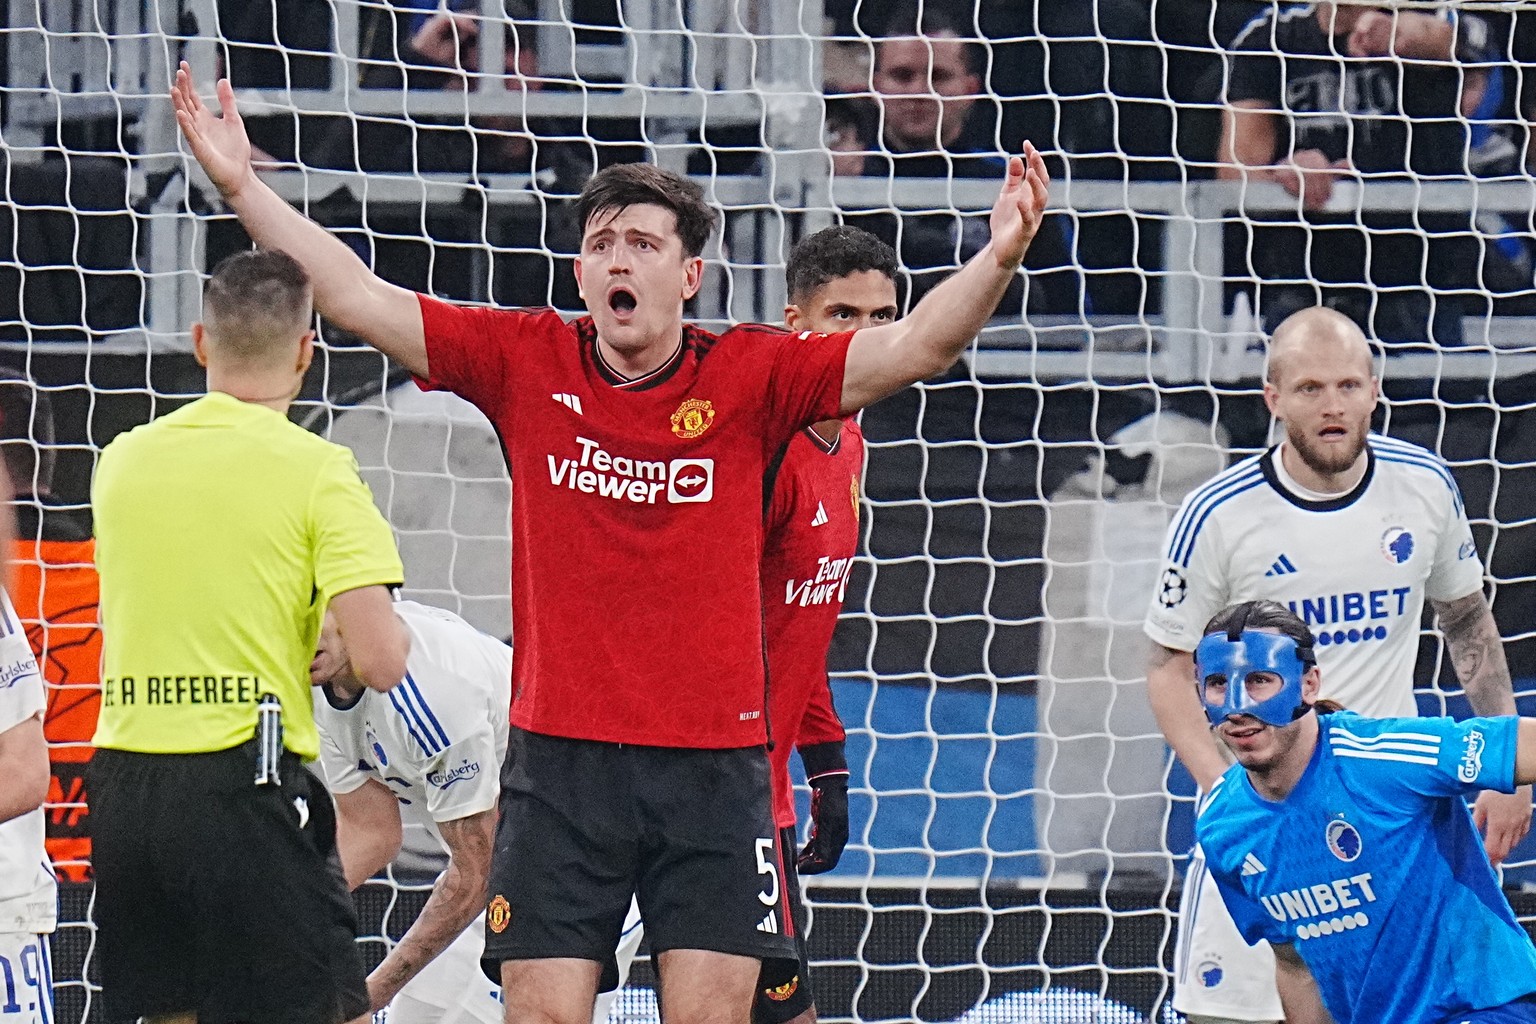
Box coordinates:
[0,591,44,734]
[1423,467,1484,605]
[317,707,369,797]
[1144,461,1261,652]
[390,602,510,824]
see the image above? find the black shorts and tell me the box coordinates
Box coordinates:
[88,745,368,1024]
[754,825,815,1024]
[483,728,797,983]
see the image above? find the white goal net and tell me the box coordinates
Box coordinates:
[7,1,1536,1021]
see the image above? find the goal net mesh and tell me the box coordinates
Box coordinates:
[7,2,1536,1021]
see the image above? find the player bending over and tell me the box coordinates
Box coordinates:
[1195,599,1536,1024]
[313,599,644,1024]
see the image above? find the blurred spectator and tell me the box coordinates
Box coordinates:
[1220,4,1496,345]
[845,4,1079,315]
[0,371,99,884]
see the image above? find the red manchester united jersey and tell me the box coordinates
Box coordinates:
[417,296,853,748]
[763,421,861,827]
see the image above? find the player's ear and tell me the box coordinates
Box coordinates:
[573,258,586,302]
[785,304,804,331]
[1302,665,1322,703]
[191,322,210,368]
[682,256,704,300]
[296,330,316,376]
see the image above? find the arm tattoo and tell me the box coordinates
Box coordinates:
[1434,591,1515,717]
[372,809,496,1000]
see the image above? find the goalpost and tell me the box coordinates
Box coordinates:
[6,2,1536,1021]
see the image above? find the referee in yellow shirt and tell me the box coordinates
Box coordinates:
[88,249,409,1024]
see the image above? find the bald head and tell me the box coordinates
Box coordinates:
[1266,307,1375,387]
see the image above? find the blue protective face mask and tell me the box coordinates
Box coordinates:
[1195,630,1311,728]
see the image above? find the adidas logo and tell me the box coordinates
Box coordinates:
[1241,852,1267,876]
[810,502,829,527]
[1264,554,1298,577]
[757,910,779,933]
[552,393,583,415]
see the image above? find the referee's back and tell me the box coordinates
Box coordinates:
[91,250,405,761]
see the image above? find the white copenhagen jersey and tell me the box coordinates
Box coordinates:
[317,600,511,1024]
[318,600,511,834]
[1145,435,1484,1020]
[0,588,54,939]
[1145,435,1483,717]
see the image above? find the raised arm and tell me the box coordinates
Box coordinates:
[1273,943,1336,1024]
[366,807,496,1011]
[1146,643,1230,794]
[170,63,428,377]
[838,144,1050,413]
[1434,589,1532,864]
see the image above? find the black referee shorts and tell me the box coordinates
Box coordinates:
[483,728,798,984]
[88,744,368,1024]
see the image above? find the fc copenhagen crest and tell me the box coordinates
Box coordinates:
[488,894,512,933]
[670,398,716,439]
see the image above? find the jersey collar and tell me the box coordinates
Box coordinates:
[1260,443,1375,513]
[580,318,689,391]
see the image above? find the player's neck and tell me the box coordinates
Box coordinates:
[1276,442,1367,497]
[808,420,842,447]
[1248,716,1320,801]
[595,331,683,382]
[206,372,300,413]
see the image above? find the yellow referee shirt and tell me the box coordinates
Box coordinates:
[92,392,404,760]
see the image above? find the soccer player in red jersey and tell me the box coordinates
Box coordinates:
[172,63,1049,1024]
[755,227,897,1023]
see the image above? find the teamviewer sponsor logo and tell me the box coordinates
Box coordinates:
[668,459,713,503]
[546,437,714,505]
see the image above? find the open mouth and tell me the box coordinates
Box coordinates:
[609,288,638,316]
[1319,425,1348,440]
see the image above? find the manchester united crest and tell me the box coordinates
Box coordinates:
[850,476,860,519]
[764,976,800,1001]
[670,398,716,439]
[488,894,512,933]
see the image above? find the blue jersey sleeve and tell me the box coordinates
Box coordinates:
[1324,713,1518,799]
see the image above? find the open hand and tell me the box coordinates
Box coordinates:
[170,62,255,201]
[989,142,1050,271]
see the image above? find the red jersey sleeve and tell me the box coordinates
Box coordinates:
[797,676,846,748]
[415,294,568,415]
[761,329,855,444]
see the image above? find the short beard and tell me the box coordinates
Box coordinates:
[1286,421,1366,481]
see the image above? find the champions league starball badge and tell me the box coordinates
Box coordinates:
[1158,567,1187,608]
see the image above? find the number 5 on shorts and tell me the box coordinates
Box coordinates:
[755,837,781,908]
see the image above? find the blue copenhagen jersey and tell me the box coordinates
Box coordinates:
[1197,711,1536,1024]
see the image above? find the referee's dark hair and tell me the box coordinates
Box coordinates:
[202,249,314,364]
[0,369,55,497]
[785,226,899,305]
